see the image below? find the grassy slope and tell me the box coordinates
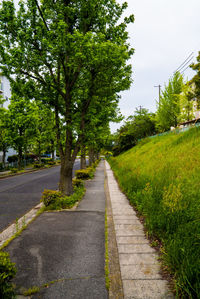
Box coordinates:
[109,127,200,298]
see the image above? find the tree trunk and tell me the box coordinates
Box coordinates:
[52,150,55,161]
[51,139,55,161]
[80,146,86,169]
[2,147,6,168]
[59,158,73,196]
[18,147,23,170]
[38,141,41,164]
[89,147,95,166]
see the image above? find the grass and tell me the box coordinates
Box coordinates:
[108,127,200,298]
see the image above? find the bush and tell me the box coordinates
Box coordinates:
[47,161,56,166]
[72,178,84,188]
[0,251,16,298]
[41,186,85,210]
[10,168,18,174]
[7,155,18,163]
[41,158,52,164]
[75,168,93,179]
[41,190,63,207]
[33,163,44,169]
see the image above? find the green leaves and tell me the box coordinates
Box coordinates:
[156,72,184,131]
[0,0,134,193]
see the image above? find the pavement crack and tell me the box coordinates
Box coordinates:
[17,275,105,296]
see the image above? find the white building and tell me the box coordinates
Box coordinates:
[0,75,16,163]
[0,75,11,108]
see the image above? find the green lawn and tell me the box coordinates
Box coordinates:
[109,127,200,298]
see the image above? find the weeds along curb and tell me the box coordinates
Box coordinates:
[0,204,45,250]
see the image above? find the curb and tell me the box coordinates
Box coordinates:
[0,203,43,248]
[104,161,124,299]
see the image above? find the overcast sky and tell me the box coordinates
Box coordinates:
[110,0,200,132]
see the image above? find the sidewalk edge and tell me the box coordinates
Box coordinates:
[104,160,124,299]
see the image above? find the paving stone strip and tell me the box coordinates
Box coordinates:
[105,161,174,299]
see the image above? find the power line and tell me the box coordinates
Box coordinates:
[176,56,194,73]
[181,64,192,74]
[174,52,194,73]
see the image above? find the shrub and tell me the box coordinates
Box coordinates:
[72,178,84,188]
[33,163,44,169]
[41,186,85,210]
[41,158,52,164]
[47,161,56,166]
[10,168,18,174]
[41,190,63,207]
[0,251,16,298]
[75,168,93,179]
[7,155,18,163]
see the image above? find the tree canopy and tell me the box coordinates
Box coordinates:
[0,0,134,194]
[113,108,156,156]
[156,72,184,131]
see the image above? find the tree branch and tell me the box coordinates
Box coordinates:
[34,0,49,31]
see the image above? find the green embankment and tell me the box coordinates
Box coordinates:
[109,127,200,298]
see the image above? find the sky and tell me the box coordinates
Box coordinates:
[110,0,200,132]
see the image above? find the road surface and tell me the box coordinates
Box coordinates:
[0,160,81,232]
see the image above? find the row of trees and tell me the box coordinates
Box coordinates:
[113,57,200,155]
[0,0,134,194]
[0,92,56,169]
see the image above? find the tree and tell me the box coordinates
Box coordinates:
[156,72,184,131]
[178,82,195,123]
[0,0,134,194]
[113,108,156,155]
[33,103,56,163]
[191,51,200,102]
[6,95,37,169]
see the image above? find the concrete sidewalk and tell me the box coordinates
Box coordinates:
[105,161,174,299]
[5,161,108,299]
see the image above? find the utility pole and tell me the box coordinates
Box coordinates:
[154,85,161,105]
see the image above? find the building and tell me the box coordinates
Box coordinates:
[0,75,11,108]
[0,75,16,163]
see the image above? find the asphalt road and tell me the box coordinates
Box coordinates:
[0,160,82,232]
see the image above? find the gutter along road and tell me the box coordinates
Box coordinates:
[0,160,81,232]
